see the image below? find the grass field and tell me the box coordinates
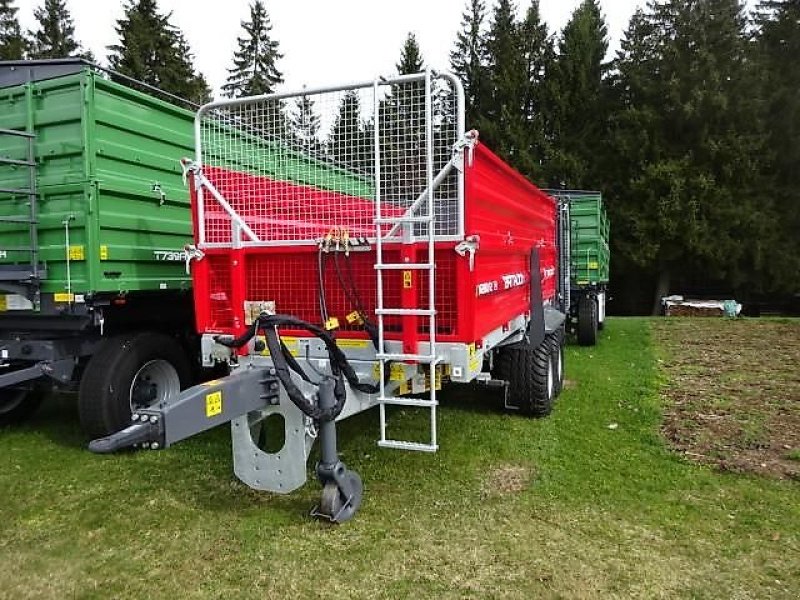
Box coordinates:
[1,318,798,599]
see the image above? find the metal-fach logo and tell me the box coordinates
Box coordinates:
[0,250,7,259]
[476,272,528,297]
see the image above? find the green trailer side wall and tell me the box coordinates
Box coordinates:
[0,69,195,294]
[570,193,610,285]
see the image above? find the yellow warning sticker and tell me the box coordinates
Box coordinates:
[403,270,412,289]
[54,292,74,303]
[0,295,6,312]
[372,362,407,382]
[399,380,410,395]
[588,261,599,269]
[68,245,85,260]
[258,336,299,356]
[345,310,362,324]
[390,363,406,382]
[336,338,369,350]
[324,316,340,330]
[468,344,480,372]
[205,391,222,418]
[99,245,109,260]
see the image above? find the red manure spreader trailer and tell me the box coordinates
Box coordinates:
[91,72,567,522]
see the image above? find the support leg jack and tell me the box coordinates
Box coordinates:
[310,379,363,523]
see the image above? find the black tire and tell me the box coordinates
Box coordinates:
[493,339,554,417]
[577,295,598,346]
[78,332,191,438]
[0,387,45,426]
[549,329,565,397]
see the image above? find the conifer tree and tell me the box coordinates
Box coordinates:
[0,0,26,60]
[611,0,767,311]
[29,0,82,59]
[450,0,489,126]
[107,0,210,104]
[329,91,370,172]
[396,32,424,75]
[289,95,322,156]
[222,0,283,98]
[479,0,525,164]
[754,0,800,294]
[549,0,608,187]
[514,1,555,181]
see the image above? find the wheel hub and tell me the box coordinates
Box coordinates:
[129,359,181,411]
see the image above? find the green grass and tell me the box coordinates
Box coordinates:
[1,318,798,599]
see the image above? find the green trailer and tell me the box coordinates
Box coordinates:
[551,190,610,346]
[0,60,197,434]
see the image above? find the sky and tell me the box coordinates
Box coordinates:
[14,0,647,97]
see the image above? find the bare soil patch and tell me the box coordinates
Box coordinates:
[653,318,800,479]
[481,464,533,497]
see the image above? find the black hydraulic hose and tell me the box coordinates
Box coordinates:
[317,248,329,324]
[214,313,382,422]
[333,251,380,350]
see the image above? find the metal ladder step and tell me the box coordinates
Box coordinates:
[375,263,435,271]
[378,439,439,452]
[375,308,436,317]
[377,396,438,407]
[375,215,433,224]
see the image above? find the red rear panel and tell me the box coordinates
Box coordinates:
[191,142,557,347]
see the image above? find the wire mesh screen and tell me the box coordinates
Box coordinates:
[196,73,462,246]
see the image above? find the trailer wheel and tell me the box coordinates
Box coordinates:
[549,329,565,397]
[0,388,44,426]
[577,295,598,346]
[78,332,191,438]
[494,339,554,417]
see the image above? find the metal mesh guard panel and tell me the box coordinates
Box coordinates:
[197,73,462,246]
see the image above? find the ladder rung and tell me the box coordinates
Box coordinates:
[0,157,35,167]
[378,440,439,453]
[0,187,33,195]
[375,263,434,271]
[378,396,438,407]
[375,308,436,317]
[375,215,433,224]
[376,352,439,363]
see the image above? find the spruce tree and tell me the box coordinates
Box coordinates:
[0,0,26,60]
[107,0,210,104]
[611,0,768,311]
[515,1,555,181]
[479,0,526,164]
[29,0,81,59]
[329,91,371,172]
[754,0,800,294]
[450,0,489,127]
[549,0,608,187]
[396,32,424,75]
[222,0,283,98]
[289,95,322,156]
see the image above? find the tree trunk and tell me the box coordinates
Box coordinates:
[652,268,671,316]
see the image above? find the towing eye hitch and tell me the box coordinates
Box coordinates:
[310,379,363,523]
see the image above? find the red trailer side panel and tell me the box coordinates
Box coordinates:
[463,143,557,342]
